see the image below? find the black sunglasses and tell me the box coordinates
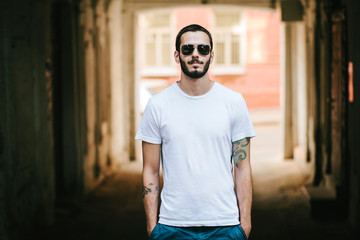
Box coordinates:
[181,44,211,56]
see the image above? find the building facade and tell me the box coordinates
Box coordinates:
[138,7,280,109]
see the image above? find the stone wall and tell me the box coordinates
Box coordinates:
[345,0,360,230]
[0,0,55,238]
[0,0,128,238]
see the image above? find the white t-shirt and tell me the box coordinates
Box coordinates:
[135,81,256,227]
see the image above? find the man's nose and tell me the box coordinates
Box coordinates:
[191,49,199,58]
[191,47,200,57]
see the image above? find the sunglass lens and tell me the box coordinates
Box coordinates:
[198,45,210,55]
[181,45,194,55]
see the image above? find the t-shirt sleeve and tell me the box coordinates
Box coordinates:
[135,98,162,144]
[231,95,256,142]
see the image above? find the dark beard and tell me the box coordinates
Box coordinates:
[180,57,211,79]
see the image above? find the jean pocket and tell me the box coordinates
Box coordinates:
[237,225,248,240]
[149,223,160,239]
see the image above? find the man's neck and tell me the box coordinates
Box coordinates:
[177,74,214,96]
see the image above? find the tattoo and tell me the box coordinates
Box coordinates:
[232,138,249,168]
[142,183,159,199]
[142,186,152,198]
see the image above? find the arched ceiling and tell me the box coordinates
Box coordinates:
[123,0,277,9]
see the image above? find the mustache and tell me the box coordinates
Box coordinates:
[188,59,203,64]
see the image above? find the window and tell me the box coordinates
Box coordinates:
[213,11,246,75]
[140,12,176,76]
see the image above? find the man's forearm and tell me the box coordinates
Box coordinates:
[232,137,252,238]
[236,165,253,230]
[143,170,160,236]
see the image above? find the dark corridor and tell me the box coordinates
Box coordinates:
[1,0,360,239]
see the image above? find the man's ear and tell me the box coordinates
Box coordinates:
[174,50,180,64]
[210,51,214,63]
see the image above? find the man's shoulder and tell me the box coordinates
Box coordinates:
[215,82,244,102]
[148,83,176,106]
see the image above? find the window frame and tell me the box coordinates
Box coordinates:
[140,11,177,77]
[211,9,247,75]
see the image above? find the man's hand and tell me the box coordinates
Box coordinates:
[241,222,251,239]
[147,222,157,237]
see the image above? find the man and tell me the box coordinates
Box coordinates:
[136,24,256,240]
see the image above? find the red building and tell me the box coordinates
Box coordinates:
[138,7,280,109]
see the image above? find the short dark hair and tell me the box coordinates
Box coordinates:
[175,24,213,52]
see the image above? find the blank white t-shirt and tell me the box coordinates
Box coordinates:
[135,81,256,227]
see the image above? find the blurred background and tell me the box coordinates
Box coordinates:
[0,0,359,239]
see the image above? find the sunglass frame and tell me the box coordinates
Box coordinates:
[181,44,211,56]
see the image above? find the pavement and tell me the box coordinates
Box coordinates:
[23,108,358,240]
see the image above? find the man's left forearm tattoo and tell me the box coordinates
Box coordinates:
[232,137,249,167]
[142,183,159,199]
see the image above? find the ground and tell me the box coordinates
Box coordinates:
[25,109,358,240]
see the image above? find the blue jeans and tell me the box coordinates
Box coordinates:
[149,223,248,240]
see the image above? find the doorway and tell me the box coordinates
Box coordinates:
[134,6,283,162]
